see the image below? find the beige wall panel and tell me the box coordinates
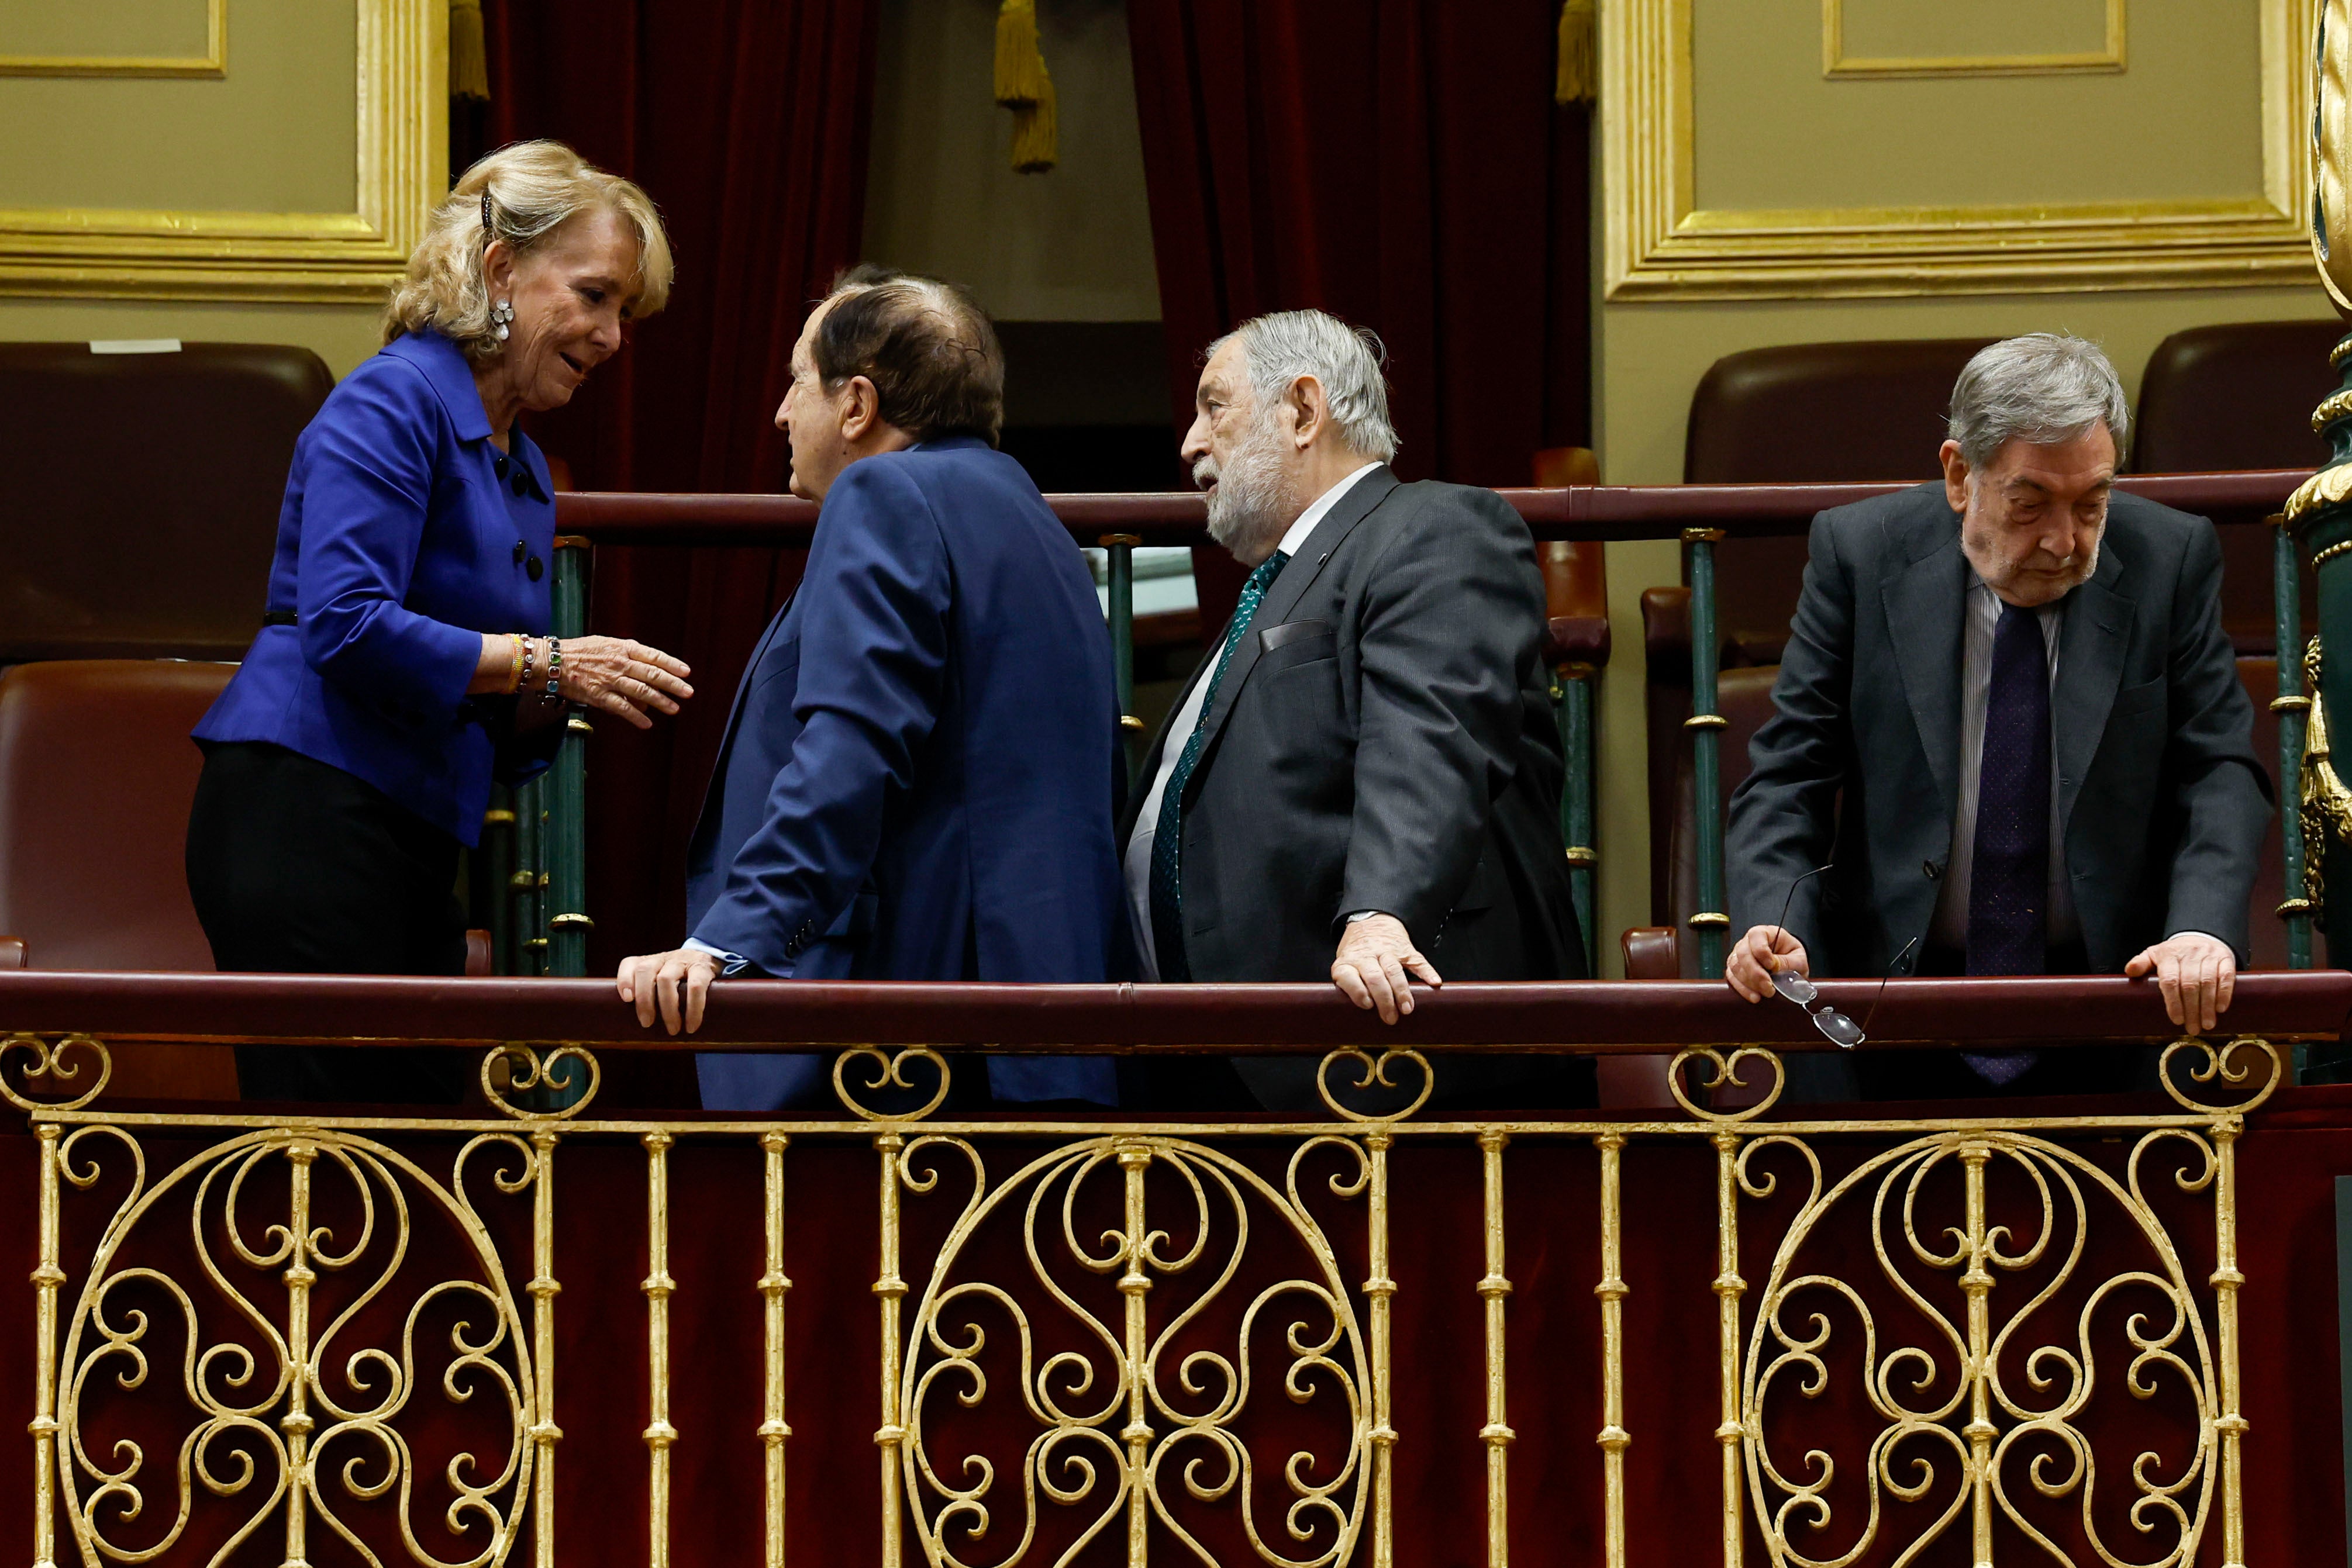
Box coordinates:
[1702,0,2261,210]
[863,0,1160,322]
[0,296,383,377]
[1834,0,2112,64]
[0,0,213,63]
[0,0,355,213]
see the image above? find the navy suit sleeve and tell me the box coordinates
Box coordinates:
[1726,509,1856,960]
[688,461,951,975]
[293,362,485,719]
[2157,517,2274,959]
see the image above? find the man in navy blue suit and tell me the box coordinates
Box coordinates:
[615,266,1123,1110]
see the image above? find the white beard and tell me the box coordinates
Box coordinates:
[1198,416,1297,560]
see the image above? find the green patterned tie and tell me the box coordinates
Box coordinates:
[1147,549,1290,980]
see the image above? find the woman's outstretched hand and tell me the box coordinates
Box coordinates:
[556,637,693,728]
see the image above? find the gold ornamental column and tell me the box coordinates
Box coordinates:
[2287,0,2352,952]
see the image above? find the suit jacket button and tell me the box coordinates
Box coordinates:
[1924,861,1943,880]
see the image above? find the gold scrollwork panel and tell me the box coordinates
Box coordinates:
[52,1124,540,1568]
[895,1133,1375,1568]
[1736,1127,2225,1567]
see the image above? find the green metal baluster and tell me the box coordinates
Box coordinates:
[513,775,547,978]
[482,789,517,975]
[546,537,592,985]
[1685,528,1729,978]
[2276,513,2315,970]
[1554,662,1599,976]
[1102,533,1144,766]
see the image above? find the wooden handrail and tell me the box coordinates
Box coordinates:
[556,469,2312,548]
[0,969,2343,1052]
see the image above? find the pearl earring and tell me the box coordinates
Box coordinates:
[491,299,514,343]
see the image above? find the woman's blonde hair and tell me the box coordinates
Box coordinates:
[381,140,673,360]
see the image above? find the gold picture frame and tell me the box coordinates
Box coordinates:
[1823,0,2126,80]
[0,0,227,78]
[1604,0,2314,299]
[0,0,442,303]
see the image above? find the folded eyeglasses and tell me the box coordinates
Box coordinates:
[1763,866,1918,1049]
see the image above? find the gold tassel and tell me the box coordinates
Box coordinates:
[1009,74,1058,174]
[1556,0,1595,106]
[994,0,1056,172]
[450,0,490,103]
[994,0,1051,108]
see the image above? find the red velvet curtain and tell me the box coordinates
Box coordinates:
[483,0,880,975]
[1125,0,1593,630]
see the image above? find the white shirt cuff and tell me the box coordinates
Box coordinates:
[683,936,750,976]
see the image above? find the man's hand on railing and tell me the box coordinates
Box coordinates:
[1330,914,1441,1025]
[2124,932,2238,1032]
[1726,925,1809,1003]
[556,637,695,730]
[616,947,720,1034]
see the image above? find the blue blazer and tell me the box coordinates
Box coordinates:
[195,331,559,846]
[687,437,1123,1109]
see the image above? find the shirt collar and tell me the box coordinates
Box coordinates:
[1275,462,1384,559]
[381,329,495,443]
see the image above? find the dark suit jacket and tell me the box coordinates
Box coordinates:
[1726,482,2272,980]
[1123,468,1583,993]
[687,436,1124,1110]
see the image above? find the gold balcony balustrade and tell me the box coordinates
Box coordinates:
[2,969,2344,1568]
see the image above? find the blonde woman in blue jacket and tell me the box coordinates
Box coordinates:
[189,141,694,1103]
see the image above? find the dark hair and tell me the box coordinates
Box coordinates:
[812,264,1005,445]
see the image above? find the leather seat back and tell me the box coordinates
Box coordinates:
[0,343,330,663]
[2133,322,2345,475]
[0,659,232,970]
[1686,340,1994,665]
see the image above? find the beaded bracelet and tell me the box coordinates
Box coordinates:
[543,638,563,700]
[506,633,525,693]
[519,636,537,693]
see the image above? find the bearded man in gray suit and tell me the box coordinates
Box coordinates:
[1122,309,1584,1111]
[1723,334,2271,1099]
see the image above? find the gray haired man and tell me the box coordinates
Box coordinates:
[1120,308,1585,1110]
[1725,333,2271,1099]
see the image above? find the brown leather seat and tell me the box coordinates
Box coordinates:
[0,343,331,663]
[1686,340,1995,666]
[0,660,237,1096]
[1625,654,2297,976]
[2133,321,2346,475]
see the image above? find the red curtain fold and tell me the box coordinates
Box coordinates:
[484,0,880,983]
[1125,0,1594,633]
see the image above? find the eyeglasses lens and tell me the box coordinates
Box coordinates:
[1771,970,1819,1005]
[1814,1010,1865,1048]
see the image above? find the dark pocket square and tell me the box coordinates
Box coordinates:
[1258,617,1332,652]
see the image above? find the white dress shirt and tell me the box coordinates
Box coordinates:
[1927,576,2079,953]
[1123,462,1383,980]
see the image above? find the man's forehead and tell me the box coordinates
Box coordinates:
[1197,340,1246,392]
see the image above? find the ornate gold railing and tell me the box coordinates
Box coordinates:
[3,970,2341,1568]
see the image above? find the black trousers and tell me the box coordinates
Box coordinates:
[185,741,471,1105]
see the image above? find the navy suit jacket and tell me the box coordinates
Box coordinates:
[194,330,560,844]
[687,437,1123,1109]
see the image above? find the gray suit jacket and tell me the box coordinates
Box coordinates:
[1122,468,1583,987]
[1726,482,2272,978]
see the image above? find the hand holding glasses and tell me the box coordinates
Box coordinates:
[1761,865,1918,1049]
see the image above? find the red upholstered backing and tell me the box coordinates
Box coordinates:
[0,659,230,972]
[2133,320,2346,475]
[1686,340,1994,665]
[1637,655,2296,975]
[0,343,330,663]
[0,660,239,1098]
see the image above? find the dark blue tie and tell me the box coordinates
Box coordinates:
[1965,600,2050,1085]
[1148,550,1289,981]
